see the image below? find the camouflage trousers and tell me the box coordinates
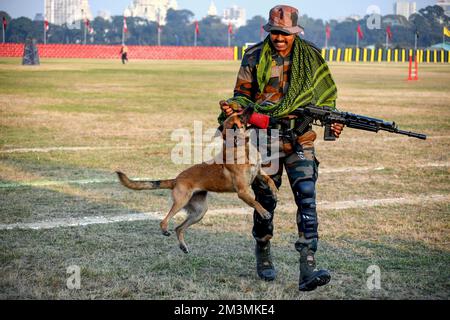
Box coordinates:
[251,146,320,250]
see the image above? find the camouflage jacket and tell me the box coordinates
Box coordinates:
[234,41,292,105]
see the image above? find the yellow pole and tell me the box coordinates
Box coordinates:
[378,48,382,62]
[336,48,341,62]
[321,48,326,59]
[329,48,334,62]
[363,48,367,62]
[441,50,445,63]
[394,49,398,62]
[402,49,405,63]
[355,48,360,62]
[233,46,238,61]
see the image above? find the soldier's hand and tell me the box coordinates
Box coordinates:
[219,100,234,117]
[331,123,344,138]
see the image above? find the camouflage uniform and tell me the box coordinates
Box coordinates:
[228,4,333,290]
[234,41,323,247]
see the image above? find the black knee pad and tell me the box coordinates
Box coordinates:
[256,192,277,212]
[252,191,276,240]
[294,180,318,239]
[252,182,279,241]
[251,172,282,243]
[252,176,280,213]
[295,180,315,199]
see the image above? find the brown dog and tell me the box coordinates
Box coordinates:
[116,113,278,253]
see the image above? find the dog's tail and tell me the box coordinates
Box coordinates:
[116,171,175,190]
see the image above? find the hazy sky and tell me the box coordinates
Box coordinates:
[0,0,437,21]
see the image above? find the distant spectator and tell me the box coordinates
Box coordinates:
[120,45,129,64]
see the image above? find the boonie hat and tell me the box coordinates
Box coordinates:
[263,5,303,35]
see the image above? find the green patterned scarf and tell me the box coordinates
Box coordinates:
[219,36,337,123]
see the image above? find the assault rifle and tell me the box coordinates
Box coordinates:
[252,104,427,141]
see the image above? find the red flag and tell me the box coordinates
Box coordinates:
[386,25,393,40]
[85,19,90,28]
[195,20,199,35]
[44,19,49,31]
[228,22,233,35]
[325,25,331,40]
[123,17,128,33]
[357,24,364,39]
[2,16,6,30]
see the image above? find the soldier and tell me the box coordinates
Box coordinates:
[120,45,129,64]
[219,5,344,291]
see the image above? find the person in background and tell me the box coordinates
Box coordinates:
[120,45,129,64]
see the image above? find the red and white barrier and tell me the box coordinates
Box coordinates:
[0,43,235,60]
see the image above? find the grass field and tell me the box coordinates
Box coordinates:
[0,58,449,300]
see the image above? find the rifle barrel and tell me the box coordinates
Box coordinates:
[395,129,427,140]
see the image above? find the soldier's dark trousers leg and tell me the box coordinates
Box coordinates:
[251,172,282,244]
[294,179,318,240]
[252,170,282,281]
[285,147,330,290]
[285,147,320,241]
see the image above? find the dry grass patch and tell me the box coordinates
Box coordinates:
[0,59,448,299]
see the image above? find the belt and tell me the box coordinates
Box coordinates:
[268,117,313,160]
[269,118,296,130]
[269,118,312,137]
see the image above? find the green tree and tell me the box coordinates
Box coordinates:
[300,14,326,47]
[162,9,195,46]
[91,17,111,44]
[234,16,267,46]
[196,16,229,47]
[1,6,448,47]
[6,17,35,43]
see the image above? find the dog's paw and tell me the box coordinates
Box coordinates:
[260,210,272,220]
[162,230,171,237]
[179,244,189,254]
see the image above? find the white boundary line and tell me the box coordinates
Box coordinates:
[1,162,448,189]
[0,146,150,154]
[0,143,209,154]
[0,194,447,231]
[0,135,448,154]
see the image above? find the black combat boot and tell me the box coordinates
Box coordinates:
[298,244,330,291]
[255,241,277,281]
